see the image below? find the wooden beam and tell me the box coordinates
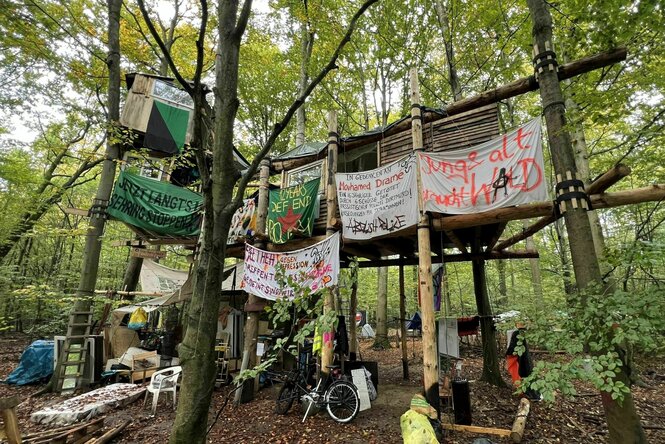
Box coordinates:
[442,423,512,438]
[444,229,469,255]
[485,222,507,252]
[144,238,198,246]
[267,235,328,252]
[434,184,665,233]
[353,250,538,268]
[63,207,90,217]
[342,244,382,260]
[587,164,631,194]
[337,48,627,152]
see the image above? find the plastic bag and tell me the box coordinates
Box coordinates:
[400,410,438,444]
[128,307,148,330]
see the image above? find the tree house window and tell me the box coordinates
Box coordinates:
[285,159,325,195]
[152,79,194,109]
[122,152,171,182]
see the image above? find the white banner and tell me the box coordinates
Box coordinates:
[139,260,189,293]
[336,154,418,240]
[418,118,547,214]
[241,233,340,301]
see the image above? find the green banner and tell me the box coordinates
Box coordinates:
[267,178,320,244]
[108,170,203,236]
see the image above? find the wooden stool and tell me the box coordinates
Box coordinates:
[0,395,21,444]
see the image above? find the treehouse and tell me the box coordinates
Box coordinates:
[227,103,507,264]
[113,73,250,246]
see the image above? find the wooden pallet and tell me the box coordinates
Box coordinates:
[23,417,104,444]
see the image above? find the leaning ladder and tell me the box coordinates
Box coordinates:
[56,310,93,393]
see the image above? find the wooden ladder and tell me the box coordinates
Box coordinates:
[56,310,93,393]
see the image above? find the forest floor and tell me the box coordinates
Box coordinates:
[1,332,664,443]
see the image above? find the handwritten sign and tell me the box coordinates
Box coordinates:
[335,154,418,240]
[267,178,320,244]
[241,233,340,301]
[418,118,547,214]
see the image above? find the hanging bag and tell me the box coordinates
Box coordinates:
[128,307,148,330]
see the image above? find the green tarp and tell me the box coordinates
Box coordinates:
[267,178,320,244]
[108,170,203,236]
[144,99,190,154]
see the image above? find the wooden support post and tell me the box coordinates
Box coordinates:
[526,1,645,442]
[472,235,505,387]
[510,398,531,443]
[410,68,440,414]
[236,158,271,404]
[321,110,339,375]
[0,396,21,444]
[399,262,409,380]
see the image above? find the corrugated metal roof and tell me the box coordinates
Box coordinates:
[273,141,328,160]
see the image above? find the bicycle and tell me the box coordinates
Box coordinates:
[274,364,360,423]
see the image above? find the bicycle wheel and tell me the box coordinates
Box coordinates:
[275,383,296,414]
[324,380,360,423]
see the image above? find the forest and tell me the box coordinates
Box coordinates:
[0,0,664,443]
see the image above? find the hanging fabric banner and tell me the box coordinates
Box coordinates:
[267,178,320,244]
[242,232,340,301]
[418,118,547,214]
[227,198,257,244]
[139,260,189,294]
[335,154,418,240]
[108,170,203,236]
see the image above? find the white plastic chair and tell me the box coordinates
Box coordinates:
[143,365,182,416]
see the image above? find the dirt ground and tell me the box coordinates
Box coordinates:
[1,333,664,443]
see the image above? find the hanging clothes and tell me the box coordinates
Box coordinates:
[506,328,540,400]
[334,315,349,356]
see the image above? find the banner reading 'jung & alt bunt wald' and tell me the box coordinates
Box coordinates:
[418,118,548,214]
[108,170,203,236]
[241,232,340,301]
[335,154,418,240]
[267,178,320,244]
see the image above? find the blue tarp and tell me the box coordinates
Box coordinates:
[4,340,54,385]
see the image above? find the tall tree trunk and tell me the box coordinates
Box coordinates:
[553,219,575,295]
[171,1,247,441]
[472,241,505,387]
[523,220,543,305]
[399,263,409,379]
[50,0,122,393]
[434,0,462,101]
[441,262,452,314]
[295,16,313,147]
[527,1,645,441]
[497,259,507,307]
[373,265,390,349]
[565,90,613,290]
